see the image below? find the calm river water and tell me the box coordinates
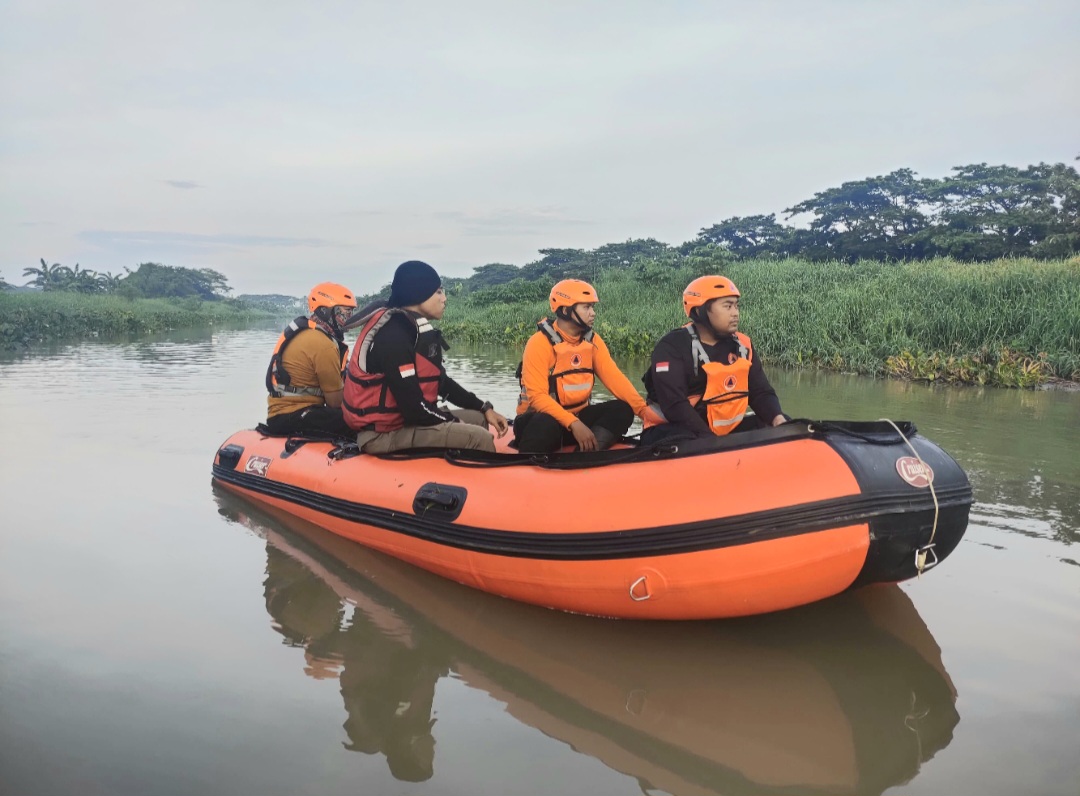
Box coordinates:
[1,325,1078,796]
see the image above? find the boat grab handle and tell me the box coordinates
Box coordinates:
[412,483,468,521]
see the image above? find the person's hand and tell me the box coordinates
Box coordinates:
[569,420,598,451]
[641,405,666,426]
[771,414,788,427]
[484,408,510,438]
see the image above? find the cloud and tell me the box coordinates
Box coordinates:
[78,230,335,253]
[429,206,594,237]
[164,180,201,190]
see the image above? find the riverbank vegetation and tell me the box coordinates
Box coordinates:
[6,158,1078,384]
[438,256,1079,388]
[0,262,285,348]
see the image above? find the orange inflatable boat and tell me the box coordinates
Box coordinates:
[211,419,971,620]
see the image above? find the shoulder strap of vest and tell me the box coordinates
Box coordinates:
[537,318,562,346]
[735,332,752,362]
[266,316,315,392]
[682,323,711,375]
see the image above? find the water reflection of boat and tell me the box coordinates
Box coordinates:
[218,490,960,795]
[212,419,972,619]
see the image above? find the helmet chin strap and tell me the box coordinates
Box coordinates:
[570,307,592,330]
[693,308,724,341]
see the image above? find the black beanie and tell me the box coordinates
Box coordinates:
[387,260,441,308]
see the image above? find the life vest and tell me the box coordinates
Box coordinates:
[341,308,447,433]
[644,324,754,436]
[515,319,596,416]
[266,316,348,398]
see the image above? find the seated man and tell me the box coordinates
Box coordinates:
[514,279,658,452]
[265,282,357,437]
[342,260,509,453]
[641,275,787,445]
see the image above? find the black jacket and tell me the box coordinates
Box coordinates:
[643,327,783,437]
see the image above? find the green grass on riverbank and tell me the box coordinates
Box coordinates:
[0,292,278,349]
[440,257,1080,387]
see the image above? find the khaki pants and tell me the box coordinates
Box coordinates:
[356,409,495,453]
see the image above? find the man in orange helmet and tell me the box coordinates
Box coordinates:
[641,275,787,444]
[513,279,658,452]
[342,261,509,453]
[265,282,358,436]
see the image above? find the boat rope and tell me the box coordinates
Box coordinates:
[881,418,940,576]
[801,419,911,445]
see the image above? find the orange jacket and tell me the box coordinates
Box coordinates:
[517,319,647,429]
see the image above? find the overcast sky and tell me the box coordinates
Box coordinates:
[2,0,1077,295]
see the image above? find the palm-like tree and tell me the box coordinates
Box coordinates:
[96,271,122,292]
[22,258,68,290]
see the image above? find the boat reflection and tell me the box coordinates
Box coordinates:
[216,489,959,795]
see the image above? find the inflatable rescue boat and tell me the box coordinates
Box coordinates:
[211,419,972,620]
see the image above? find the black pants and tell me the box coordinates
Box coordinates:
[513,400,635,453]
[639,413,768,445]
[266,405,353,437]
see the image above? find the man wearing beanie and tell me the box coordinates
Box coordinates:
[341,261,509,452]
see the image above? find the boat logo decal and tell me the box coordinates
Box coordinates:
[724,375,737,391]
[245,456,273,477]
[896,456,934,488]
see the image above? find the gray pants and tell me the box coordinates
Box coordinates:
[355,409,495,453]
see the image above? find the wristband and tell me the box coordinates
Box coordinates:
[480,401,494,414]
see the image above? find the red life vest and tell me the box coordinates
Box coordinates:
[266,315,348,398]
[341,308,444,433]
[644,324,754,436]
[515,319,596,416]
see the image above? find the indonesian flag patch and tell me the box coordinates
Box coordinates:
[655,362,670,373]
[399,364,416,378]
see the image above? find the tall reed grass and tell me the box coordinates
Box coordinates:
[440,257,1080,386]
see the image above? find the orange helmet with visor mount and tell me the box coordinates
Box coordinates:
[682,275,740,317]
[308,282,357,314]
[549,279,599,313]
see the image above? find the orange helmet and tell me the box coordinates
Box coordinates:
[682,275,740,317]
[549,279,599,313]
[308,282,357,314]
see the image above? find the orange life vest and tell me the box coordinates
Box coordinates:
[644,324,754,436]
[341,309,444,433]
[266,315,348,398]
[515,319,596,416]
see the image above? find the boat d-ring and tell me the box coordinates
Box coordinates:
[629,576,651,601]
[915,542,939,574]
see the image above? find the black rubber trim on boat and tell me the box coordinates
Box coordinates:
[213,463,972,561]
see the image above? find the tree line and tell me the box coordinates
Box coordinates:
[434,158,1080,298]
[11,260,233,300]
[7,158,1077,304]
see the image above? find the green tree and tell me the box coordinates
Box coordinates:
[118,262,232,300]
[468,263,522,290]
[591,238,674,268]
[696,214,797,258]
[784,169,931,261]
[22,259,70,290]
[922,163,1067,259]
